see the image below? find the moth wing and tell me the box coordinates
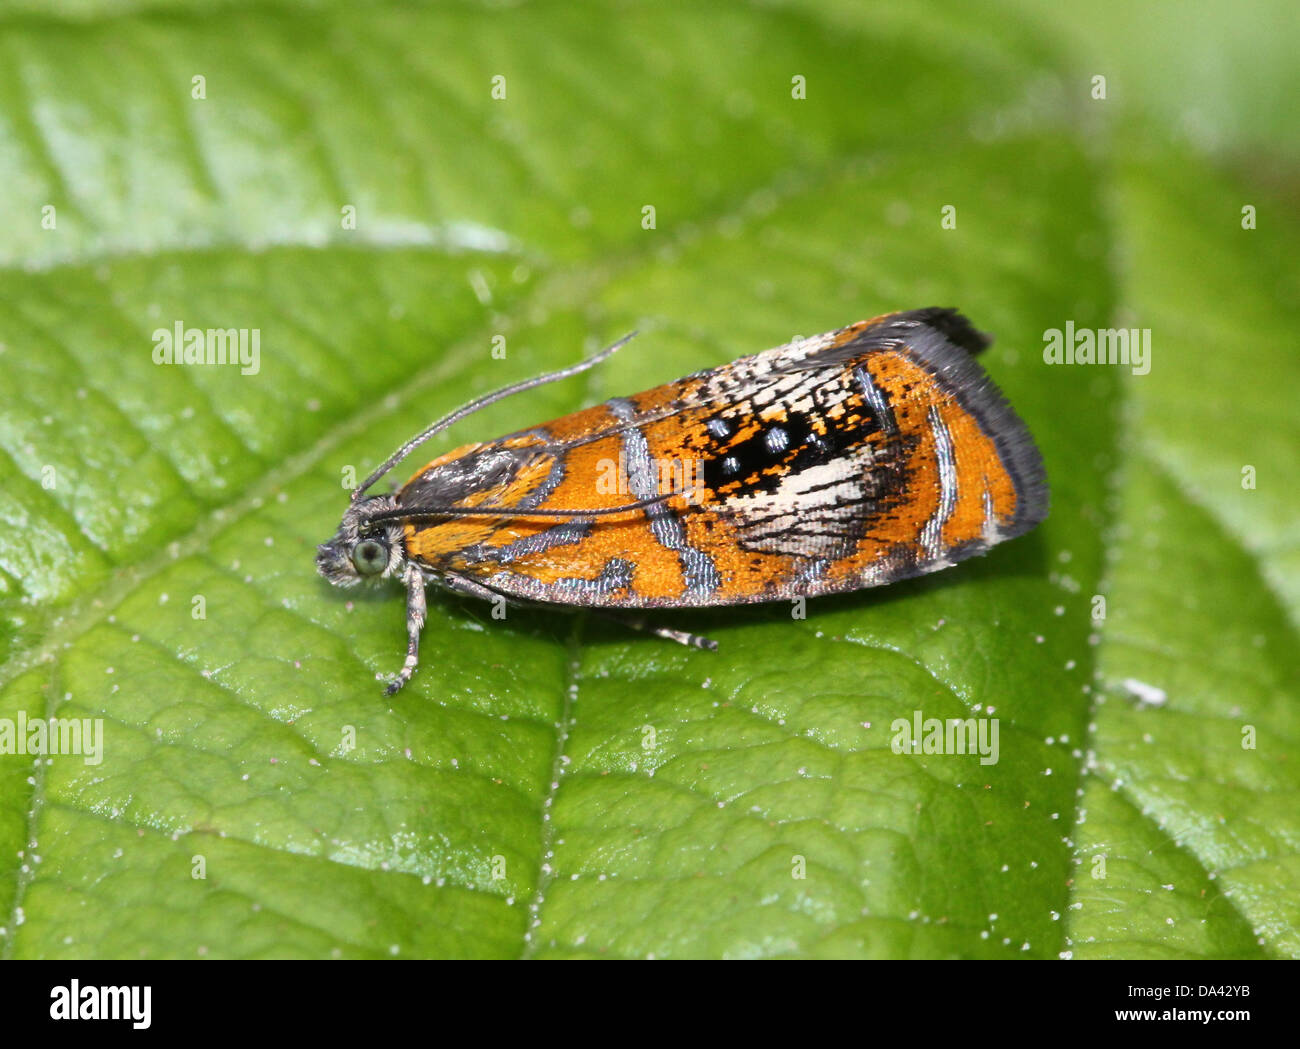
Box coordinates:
[428,309,1047,607]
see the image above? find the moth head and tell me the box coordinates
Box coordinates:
[316,495,407,588]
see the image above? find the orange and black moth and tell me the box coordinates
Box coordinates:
[317,308,1048,694]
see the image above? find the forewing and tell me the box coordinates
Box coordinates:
[410,310,1047,609]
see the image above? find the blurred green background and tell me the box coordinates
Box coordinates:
[0,1,1295,959]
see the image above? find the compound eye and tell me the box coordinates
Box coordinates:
[351,538,388,575]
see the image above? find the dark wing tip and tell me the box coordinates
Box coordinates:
[898,316,1048,537]
[877,307,993,355]
[837,308,1047,537]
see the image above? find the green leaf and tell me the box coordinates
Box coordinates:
[1,0,1295,959]
[1066,151,1300,959]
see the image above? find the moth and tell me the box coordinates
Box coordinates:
[317,308,1048,694]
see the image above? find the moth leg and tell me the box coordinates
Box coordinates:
[385,563,428,696]
[444,572,571,626]
[442,577,715,650]
[443,572,512,604]
[441,575,716,650]
[598,611,719,652]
